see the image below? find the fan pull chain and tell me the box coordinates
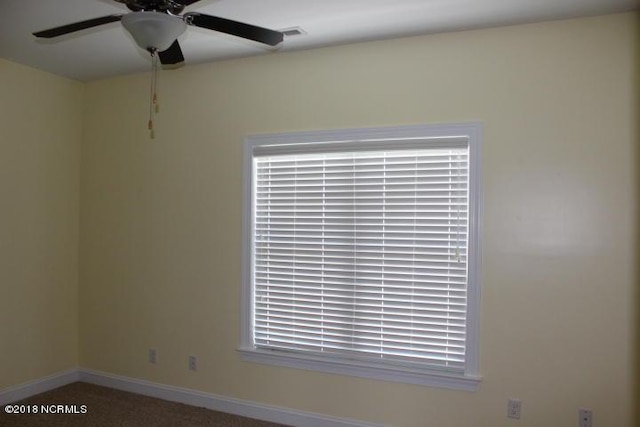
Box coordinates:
[148,50,159,139]
[153,51,159,114]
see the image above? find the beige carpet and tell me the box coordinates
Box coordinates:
[0,382,291,427]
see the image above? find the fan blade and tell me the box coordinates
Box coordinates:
[158,40,185,65]
[33,15,124,38]
[184,12,283,46]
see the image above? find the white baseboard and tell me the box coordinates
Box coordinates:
[2,367,384,427]
[0,369,80,405]
[78,368,384,427]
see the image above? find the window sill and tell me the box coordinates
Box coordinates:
[238,347,481,392]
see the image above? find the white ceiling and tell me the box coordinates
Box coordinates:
[1,0,638,81]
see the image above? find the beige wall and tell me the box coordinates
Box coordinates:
[78,12,638,426]
[0,60,82,388]
[0,10,633,427]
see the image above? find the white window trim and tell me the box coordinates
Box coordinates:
[240,122,482,391]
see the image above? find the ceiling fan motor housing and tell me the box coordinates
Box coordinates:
[116,0,187,15]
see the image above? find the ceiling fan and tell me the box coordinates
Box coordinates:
[33,0,284,65]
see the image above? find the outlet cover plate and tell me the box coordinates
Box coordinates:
[149,348,158,364]
[579,409,592,427]
[508,399,521,419]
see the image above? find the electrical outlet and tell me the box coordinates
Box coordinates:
[579,409,592,427]
[507,399,521,419]
[149,348,158,364]
[189,355,197,371]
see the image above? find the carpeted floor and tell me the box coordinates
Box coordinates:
[0,382,291,427]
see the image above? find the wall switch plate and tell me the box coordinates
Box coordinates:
[507,399,521,419]
[149,348,158,364]
[579,409,592,427]
[189,355,197,371]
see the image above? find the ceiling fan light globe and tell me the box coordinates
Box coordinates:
[122,12,186,52]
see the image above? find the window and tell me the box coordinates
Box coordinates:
[240,123,481,390]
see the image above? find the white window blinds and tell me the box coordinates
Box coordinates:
[251,138,470,373]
